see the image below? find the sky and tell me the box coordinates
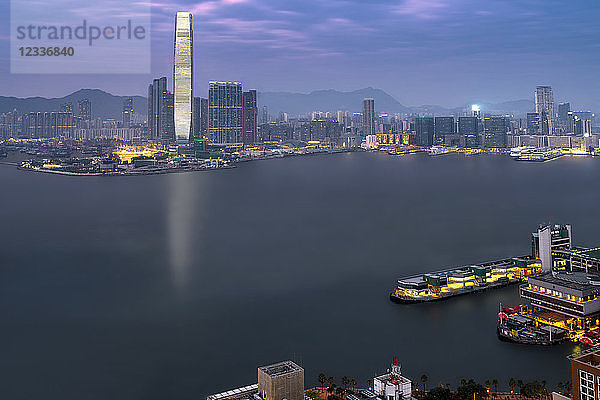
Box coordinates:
[1,0,600,110]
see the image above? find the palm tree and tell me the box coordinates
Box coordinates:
[342,376,349,392]
[485,379,491,390]
[318,373,327,390]
[557,382,564,394]
[517,379,524,393]
[350,378,357,392]
[327,376,335,389]
[509,377,516,393]
[565,381,572,395]
[421,374,428,392]
[492,379,498,393]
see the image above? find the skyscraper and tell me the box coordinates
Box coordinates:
[192,97,202,139]
[535,86,554,118]
[558,102,570,126]
[122,97,133,128]
[242,90,257,146]
[208,81,243,143]
[415,117,434,147]
[433,116,455,145]
[363,98,375,135]
[76,99,91,121]
[174,12,194,144]
[200,98,208,138]
[148,77,174,141]
[483,116,508,148]
[458,116,479,148]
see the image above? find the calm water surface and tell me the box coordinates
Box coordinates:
[1,152,599,399]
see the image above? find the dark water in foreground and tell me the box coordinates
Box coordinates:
[1,152,599,399]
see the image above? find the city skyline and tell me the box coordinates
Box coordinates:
[1,0,600,112]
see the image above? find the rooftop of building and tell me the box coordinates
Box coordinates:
[580,247,600,262]
[258,361,303,378]
[529,271,600,296]
[570,349,600,368]
[374,372,412,385]
[206,384,258,400]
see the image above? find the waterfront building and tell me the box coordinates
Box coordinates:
[373,357,413,400]
[363,98,375,136]
[258,361,304,400]
[242,90,258,146]
[206,384,258,400]
[458,116,479,148]
[520,272,600,322]
[535,86,555,118]
[571,349,600,400]
[174,11,194,144]
[527,112,541,135]
[21,111,76,138]
[122,97,133,128]
[415,117,434,147]
[208,81,243,144]
[483,116,508,148]
[433,116,455,146]
[531,224,572,271]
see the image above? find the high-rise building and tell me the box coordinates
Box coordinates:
[77,99,91,121]
[363,98,375,135]
[208,81,243,143]
[415,117,434,147]
[261,106,268,124]
[122,97,133,128]
[571,349,600,400]
[433,116,455,145]
[458,116,479,148]
[200,98,208,138]
[174,11,194,144]
[535,86,554,118]
[242,90,257,146]
[192,97,202,139]
[558,102,571,126]
[531,224,572,271]
[483,116,508,148]
[60,102,73,113]
[258,361,304,400]
[526,112,540,135]
[148,77,174,141]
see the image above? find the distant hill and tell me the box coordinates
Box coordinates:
[0,88,535,120]
[258,88,534,117]
[258,87,411,116]
[0,89,146,120]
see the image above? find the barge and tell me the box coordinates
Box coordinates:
[390,257,542,304]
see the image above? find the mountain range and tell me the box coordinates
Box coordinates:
[0,88,534,119]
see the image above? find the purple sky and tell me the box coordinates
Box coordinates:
[2,0,600,110]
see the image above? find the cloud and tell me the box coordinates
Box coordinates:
[394,0,449,19]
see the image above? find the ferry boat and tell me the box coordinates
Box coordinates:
[390,257,542,304]
[497,304,568,345]
[429,146,457,156]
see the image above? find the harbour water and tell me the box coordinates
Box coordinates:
[1,152,599,399]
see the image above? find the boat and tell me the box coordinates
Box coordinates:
[497,304,568,345]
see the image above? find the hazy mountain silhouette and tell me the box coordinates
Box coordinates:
[0,89,146,120]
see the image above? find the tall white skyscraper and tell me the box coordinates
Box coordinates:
[535,86,554,117]
[174,12,194,144]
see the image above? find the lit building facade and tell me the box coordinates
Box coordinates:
[531,224,572,271]
[415,117,434,147]
[208,81,243,144]
[174,11,194,144]
[373,357,413,400]
[433,116,455,146]
[458,116,479,148]
[483,116,508,148]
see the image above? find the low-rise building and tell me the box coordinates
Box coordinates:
[373,357,413,400]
